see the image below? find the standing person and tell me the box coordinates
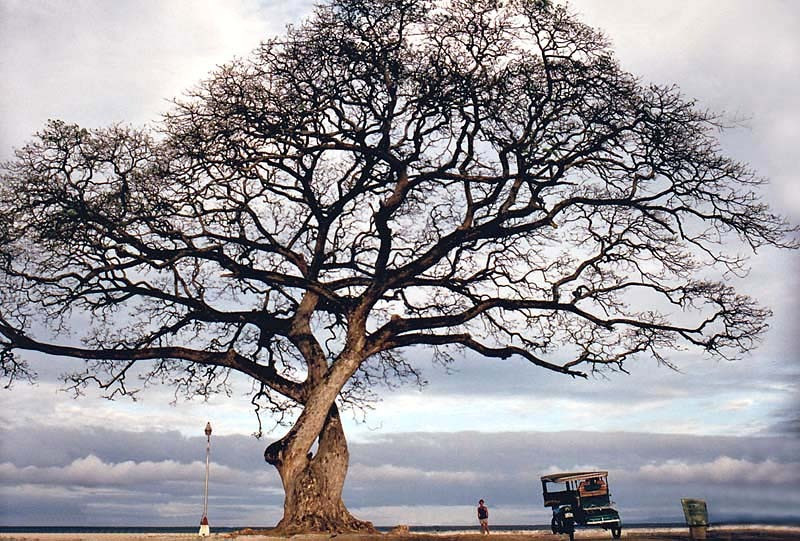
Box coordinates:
[477,499,490,534]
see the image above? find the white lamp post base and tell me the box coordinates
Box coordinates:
[199,516,210,536]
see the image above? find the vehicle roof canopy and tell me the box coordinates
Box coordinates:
[541,471,609,483]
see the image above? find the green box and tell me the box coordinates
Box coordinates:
[681,498,709,526]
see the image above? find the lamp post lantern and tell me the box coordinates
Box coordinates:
[199,422,212,536]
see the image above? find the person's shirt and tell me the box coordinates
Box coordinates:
[478,505,488,520]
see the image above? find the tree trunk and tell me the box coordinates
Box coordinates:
[265,405,375,534]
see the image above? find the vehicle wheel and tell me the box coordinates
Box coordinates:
[551,516,558,534]
[611,526,622,538]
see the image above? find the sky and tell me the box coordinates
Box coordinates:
[1,0,799,529]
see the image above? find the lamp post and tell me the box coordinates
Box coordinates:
[199,422,212,536]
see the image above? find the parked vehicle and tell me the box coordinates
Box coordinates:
[541,471,622,540]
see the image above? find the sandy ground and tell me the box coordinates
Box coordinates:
[1,526,799,541]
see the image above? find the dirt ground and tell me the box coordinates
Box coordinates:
[2,527,799,541]
[335,528,800,541]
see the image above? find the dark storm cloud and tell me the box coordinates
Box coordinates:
[350,431,800,473]
[766,384,800,438]
[0,426,284,526]
[344,431,800,522]
[2,425,798,525]
[346,431,800,496]
[0,487,86,527]
[769,413,800,438]
[0,425,286,525]
[0,425,266,469]
[395,345,797,435]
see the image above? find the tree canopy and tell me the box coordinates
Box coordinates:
[0,0,795,532]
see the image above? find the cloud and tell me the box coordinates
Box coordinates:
[637,457,800,486]
[0,0,313,158]
[768,405,800,438]
[350,464,482,485]
[1,424,799,525]
[0,423,277,478]
[571,0,800,220]
[0,454,276,488]
[0,377,268,439]
[721,399,755,412]
[0,442,284,526]
[343,430,800,522]
[342,352,799,437]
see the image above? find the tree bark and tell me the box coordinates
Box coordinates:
[265,404,375,534]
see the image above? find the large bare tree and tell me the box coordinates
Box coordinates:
[0,0,795,532]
